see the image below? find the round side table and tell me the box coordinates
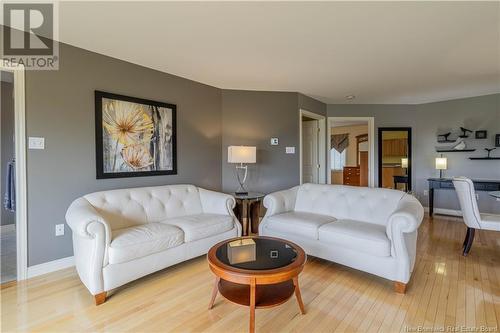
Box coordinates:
[232,192,265,236]
[207,236,306,333]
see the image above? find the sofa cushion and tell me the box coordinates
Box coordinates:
[319,219,391,257]
[294,183,405,226]
[163,214,234,242]
[265,212,336,240]
[109,223,184,264]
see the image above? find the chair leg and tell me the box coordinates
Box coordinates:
[94,292,107,305]
[462,227,471,249]
[463,228,475,256]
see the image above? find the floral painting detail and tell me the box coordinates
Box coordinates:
[95,91,177,179]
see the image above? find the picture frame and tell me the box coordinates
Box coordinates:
[95,91,177,179]
[496,134,500,147]
[475,130,487,139]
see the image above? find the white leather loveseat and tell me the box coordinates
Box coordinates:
[66,184,240,305]
[259,183,424,293]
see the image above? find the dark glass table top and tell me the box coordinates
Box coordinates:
[215,237,298,270]
[232,192,265,200]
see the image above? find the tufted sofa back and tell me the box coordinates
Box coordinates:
[84,184,204,230]
[295,183,405,225]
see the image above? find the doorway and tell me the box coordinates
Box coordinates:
[1,71,16,283]
[378,127,412,191]
[0,62,27,282]
[328,117,375,187]
[299,109,326,184]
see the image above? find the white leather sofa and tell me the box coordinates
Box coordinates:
[259,183,424,293]
[66,184,241,305]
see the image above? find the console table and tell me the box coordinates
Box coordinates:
[427,178,500,216]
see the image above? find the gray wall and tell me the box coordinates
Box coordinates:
[25,43,223,266]
[1,75,15,226]
[328,94,500,214]
[221,90,326,194]
[298,93,327,116]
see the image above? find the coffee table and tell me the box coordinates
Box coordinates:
[207,236,306,333]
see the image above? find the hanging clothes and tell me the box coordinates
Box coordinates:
[4,159,15,212]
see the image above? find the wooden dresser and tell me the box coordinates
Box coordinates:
[343,166,360,186]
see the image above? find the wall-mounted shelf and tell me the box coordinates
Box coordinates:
[435,149,476,153]
[469,157,500,160]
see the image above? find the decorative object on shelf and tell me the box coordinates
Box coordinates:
[475,130,487,139]
[435,138,470,152]
[228,146,257,195]
[437,132,453,143]
[435,155,447,179]
[95,91,177,179]
[485,148,496,158]
[496,134,500,147]
[469,148,500,160]
[459,127,473,138]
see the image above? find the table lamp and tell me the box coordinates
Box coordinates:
[435,155,447,179]
[228,146,256,195]
[401,158,408,175]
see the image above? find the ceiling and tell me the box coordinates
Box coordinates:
[51,2,500,104]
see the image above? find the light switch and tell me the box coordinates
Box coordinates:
[286,147,295,154]
[29,137,45,150]
[270,138,279,145]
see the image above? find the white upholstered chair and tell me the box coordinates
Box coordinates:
[452,177,500,256]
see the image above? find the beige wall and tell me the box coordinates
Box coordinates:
[331,124,368,166]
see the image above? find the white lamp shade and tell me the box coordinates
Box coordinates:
[401,158,408,168]
[228,146,256,164]
[435,157,447,170]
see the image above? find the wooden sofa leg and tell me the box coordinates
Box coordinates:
[394,282,407,294]
[94,292,107,305]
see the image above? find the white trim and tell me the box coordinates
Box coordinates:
[27,256,75,279]
[327,117,375,187]
[299,109,327,185]
[1,61,28,281]
[0,224,16,233]
[423,207,462,217]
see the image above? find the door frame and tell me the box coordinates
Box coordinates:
[327,117,375,187]
[378,127,412,191]
[1,61,28,281]
[299,109,326,185]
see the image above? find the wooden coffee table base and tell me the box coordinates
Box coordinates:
[208,276,305,333]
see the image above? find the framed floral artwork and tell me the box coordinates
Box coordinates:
[95,91,177,179]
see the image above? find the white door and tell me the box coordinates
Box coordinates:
[302,120,319,183]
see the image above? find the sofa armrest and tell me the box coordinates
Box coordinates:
[263,187,298,217]
[386,195,424,240]
[199,188,236,216]
[66,197,111,242]
[65,197,111,295]
[386,194,424,283]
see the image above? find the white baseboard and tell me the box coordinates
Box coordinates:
[0,224,15,233]
[423,207,462,217]
[27,256,74,279]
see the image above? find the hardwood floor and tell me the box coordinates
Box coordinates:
[1,215,499,332]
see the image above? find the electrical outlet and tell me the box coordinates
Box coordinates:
[55,224,65,236]
[270,138,279,145]
[475,193,479,200]
[423,190,428,196]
